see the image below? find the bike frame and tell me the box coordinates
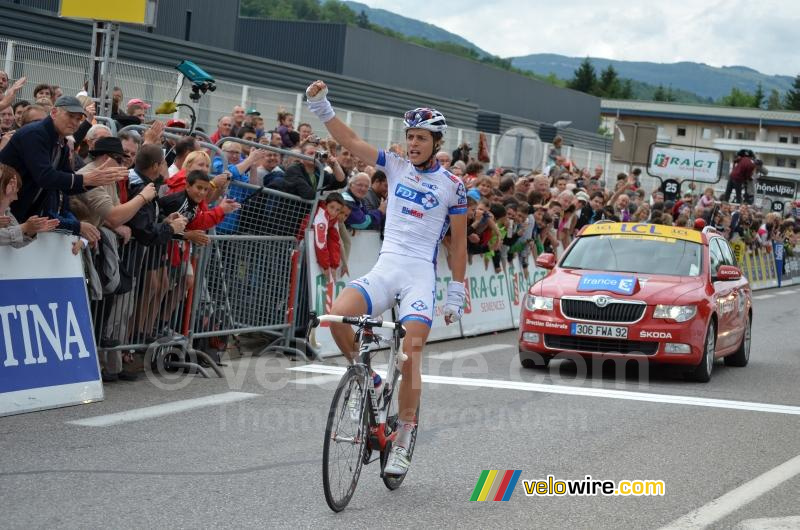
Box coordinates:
[310,310,407,458]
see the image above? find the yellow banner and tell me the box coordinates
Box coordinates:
[581,222,703,243]
[731,240,746,266]
[60,0,148,24]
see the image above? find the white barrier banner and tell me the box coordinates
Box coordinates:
[459,258,514,335]
[0,233,104,416]
[508,264,548,328]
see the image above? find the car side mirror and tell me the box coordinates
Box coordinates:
[535,253,556,270]
[715,264,741,281]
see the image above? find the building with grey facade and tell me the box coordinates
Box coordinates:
[0,0,602,143]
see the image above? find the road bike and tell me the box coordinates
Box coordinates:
[307,308,418,512]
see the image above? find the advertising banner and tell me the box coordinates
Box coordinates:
[755,178,797,199]
[459,259,514,336]
[509,264,546,328]
[0,234,103,417]
[648,145,722,183]
[306,231,540,355]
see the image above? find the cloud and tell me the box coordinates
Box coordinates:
[357,0,800,75]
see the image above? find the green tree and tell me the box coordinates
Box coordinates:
[619,79,634,99]
[319,0,356,23]
[240,0,322,20]
[568,57,597,94]
[719,87,755,107]
[653,84,667,101]
[767,89,783,110]
[752,83,765,108]
[597,65,621,98]
[784,75,800,111]
[356,9,369,28]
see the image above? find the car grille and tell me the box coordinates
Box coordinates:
[560,299,646,323]
[544,335,658,355]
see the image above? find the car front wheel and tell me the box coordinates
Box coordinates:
[690,321,716,383]
[724,313,751,367]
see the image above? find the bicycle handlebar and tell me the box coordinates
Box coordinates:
[315,314,404,331]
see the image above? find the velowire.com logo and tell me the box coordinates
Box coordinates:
[470,470,522,502]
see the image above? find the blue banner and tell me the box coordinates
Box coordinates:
[577,274,637,295]
[774,241,785,288]
[0,277,100,393]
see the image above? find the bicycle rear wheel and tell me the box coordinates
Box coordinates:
[381,379,420,490]
[322,367,368,512]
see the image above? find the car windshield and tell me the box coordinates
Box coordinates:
[560,235,703,276]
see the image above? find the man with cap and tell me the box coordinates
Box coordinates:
[244,108,265,139]
[126,98,150,123]
[0,95,128,238]
[72,137,157,231]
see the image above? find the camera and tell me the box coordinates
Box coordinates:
[315,150,329,161]
[175,60,216,102]
[176,60,214,84]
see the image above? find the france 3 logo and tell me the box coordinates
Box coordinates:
[395,183,440,210]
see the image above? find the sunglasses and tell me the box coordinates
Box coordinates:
[404,109,433,127]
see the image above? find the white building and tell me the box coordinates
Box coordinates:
[601,99,800,182]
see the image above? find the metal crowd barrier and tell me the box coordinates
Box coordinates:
[183,135,328,362]
[89,124,329,383]
[90,235,223,378]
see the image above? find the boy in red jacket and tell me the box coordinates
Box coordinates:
[313,192,345,280]
[155,170,240,335]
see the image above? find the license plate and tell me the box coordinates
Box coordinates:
[570,323,628,339]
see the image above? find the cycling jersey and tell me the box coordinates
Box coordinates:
[376,150,467,263]
[347,150,467,326]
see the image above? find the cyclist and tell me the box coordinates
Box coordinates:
[306,80,468,475]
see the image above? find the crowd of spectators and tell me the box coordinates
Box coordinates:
[1,72,798,381]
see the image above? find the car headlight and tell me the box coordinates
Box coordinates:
[654,304,697,322]
[525,295,554,311]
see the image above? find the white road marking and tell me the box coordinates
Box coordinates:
[736,516,800,529]
[291,374,341,386]
[68,392,259,427]
[775,290,794,296]
[754,294,776,300]
[290,365,800,416]
[428,344,512,360]
[661,454,800,529]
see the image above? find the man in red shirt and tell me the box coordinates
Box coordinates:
[209,115,233,144]
[722,149,755,204]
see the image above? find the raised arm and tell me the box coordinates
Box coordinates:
[306,80,378,166]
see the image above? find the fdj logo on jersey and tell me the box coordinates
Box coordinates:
[395,183,440,210]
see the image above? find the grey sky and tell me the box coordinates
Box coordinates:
[358,0,800,76]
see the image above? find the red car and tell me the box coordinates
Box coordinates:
[519,222,752,381]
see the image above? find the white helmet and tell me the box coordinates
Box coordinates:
[403,108,447,133]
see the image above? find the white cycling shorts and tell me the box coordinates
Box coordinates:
[347,252,436,327]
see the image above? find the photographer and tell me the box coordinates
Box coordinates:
[452,141,472,165]
[268,141,345,201]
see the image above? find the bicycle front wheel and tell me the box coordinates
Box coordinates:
[322,367,368,512]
